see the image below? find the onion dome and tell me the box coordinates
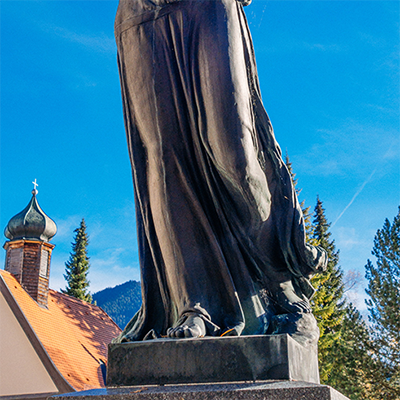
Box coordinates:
[4,186,57,243]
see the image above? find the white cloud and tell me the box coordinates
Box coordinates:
[357,31,386,48]
[53,214,82,241]
[335,226,362,251]
[49,253,69,292]
[302,42,342,53]
[296,120,399,178]
[74,74,98,88]
[48,204,139,293]
[89,263,140,293]
[345,289,368,313]
[49,244,140,293]
[383,138,400,160]
[40,23,116,54]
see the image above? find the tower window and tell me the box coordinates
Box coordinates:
[7,247,23,276]
[39,249,49,277]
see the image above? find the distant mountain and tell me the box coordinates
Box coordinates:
[93,280,142,329]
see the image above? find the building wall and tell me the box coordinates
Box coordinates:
[0,291,58,396]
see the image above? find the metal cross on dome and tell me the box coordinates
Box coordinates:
[32,179,39,195]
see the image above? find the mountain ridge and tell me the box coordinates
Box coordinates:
[92,280,141,329]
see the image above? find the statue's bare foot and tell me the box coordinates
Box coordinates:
[167,314,206,338]
[273,281,312,315]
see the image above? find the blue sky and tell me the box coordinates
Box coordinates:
[1,0,399,311]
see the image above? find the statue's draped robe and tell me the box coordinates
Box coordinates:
[114,0,325,342]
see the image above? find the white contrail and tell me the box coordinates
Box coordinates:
[332,168,377,228]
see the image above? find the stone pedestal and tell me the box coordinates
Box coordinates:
[107,334,319,386]
[50,334,350,400]
[50,381,350,400]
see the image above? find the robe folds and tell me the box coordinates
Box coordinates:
[114,0,326,342]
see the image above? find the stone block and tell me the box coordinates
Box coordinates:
[107,334,319,386]
[50,381,350,400]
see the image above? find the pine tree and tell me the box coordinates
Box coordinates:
[62,218,92,303]
[284,152,313,240]
[328,303,375,399]
[363,207,400,398]
[310,197,346,384]
[284,156,374,397]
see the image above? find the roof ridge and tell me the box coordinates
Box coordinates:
[53,291,104,310]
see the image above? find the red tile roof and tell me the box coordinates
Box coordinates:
[0,269,121,391]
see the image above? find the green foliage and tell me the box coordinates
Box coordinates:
[284,155,374,397]
[363,208,400,398]
[92,280,142,329]
[319,208,400,399]
[310,197,346,384]
[328,303,375,399]
[62,218,92,303]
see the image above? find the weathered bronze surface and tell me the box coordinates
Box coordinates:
[114,0,327,343]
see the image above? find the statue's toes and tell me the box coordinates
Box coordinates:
[183,325,202,338]
[166,315,206,339]
[184,327,194,338]
[175,328,185,338]
[167,326,184,338]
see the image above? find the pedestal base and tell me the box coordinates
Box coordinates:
[107,334,319,386]
[50,381,349,400]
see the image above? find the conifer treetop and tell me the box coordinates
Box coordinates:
[62,218,92,303]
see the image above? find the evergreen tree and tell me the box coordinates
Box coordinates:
[284,156,375,397]
[62,218,92,303]
[284,152,313,240]
[310,197,346,384]
[363,208,400,398]
[328,303,375,399]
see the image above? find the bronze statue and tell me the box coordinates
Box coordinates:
[113,0,327,343]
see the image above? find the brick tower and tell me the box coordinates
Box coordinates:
[3,182,57,307]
